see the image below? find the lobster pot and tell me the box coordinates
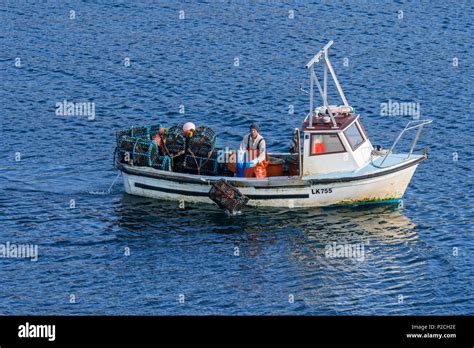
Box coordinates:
[132,140,160,167]
[183,153,219,175]
[151,155,172,171]
[209,179,249,212]
[116,129,133,147]
[131,126,150,140]
[165,124,186,155]
[172,155,185,173]
[188,126,216,157]
[118,136,136,153]
[116,136,137,162]
[116,125,154,147]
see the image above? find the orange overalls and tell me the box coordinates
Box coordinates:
[244,136,268,178]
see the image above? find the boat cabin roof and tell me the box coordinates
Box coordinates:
[302,114,356,132]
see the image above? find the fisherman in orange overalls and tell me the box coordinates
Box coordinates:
[239,123,268,178]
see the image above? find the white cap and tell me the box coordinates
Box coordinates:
[182,122,196,133]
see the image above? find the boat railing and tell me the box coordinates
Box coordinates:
[292,127,303,178]
[380,119,433,166]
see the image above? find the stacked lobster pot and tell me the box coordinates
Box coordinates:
[183,126,219,176]
[116,123,221,175]
[163,124,186,155]
[116,126,149,164]
[115,124,172,171]
[161,124,186,171]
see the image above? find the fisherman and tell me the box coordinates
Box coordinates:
[169,122,197,159]
[182,122,196,139]
[239,122,268,178]
[151,127,168,147]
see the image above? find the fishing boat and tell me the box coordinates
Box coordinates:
[115,41,431,208]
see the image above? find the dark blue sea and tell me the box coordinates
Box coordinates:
[1,0,473,315]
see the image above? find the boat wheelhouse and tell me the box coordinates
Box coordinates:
[115,41,431,208]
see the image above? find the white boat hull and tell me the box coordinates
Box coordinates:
[119,158,421,208]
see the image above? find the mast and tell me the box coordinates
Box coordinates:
[305,40,349,128]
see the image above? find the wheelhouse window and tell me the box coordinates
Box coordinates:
[310,133,345,156]
[344,121,365,150]
[357,120,368,139]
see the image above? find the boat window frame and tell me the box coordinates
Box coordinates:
[309,132,347,156]
[356,119,369,139]
[344,120,366,151]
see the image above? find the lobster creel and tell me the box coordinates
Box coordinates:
[208,179,249,212]
[131,126,150,139]
[117,136,136,153]
[116,136,137,162]
[151,154,172,171]
[116,124,162,147]
[165,124,186,155]
[187,126,216,157]
[183,153,219,175]
[116,129,133,147]
[132,140,160,167]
